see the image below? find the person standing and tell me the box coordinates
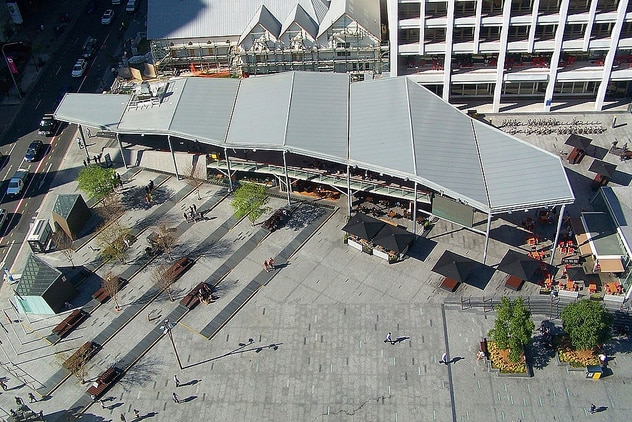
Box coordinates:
[440,353,448,364]
[590,403,596,414]
[268,258,275,270]
[100,399,107,409]
[133,409,140,419]
[0,380,7,390]
[384,332,392,343]
[172,392,180,403]
[263,261,270,272]
[28,392,36,403]
[192,204,197,213]
[120,414,126,422]
[174,375,180,387]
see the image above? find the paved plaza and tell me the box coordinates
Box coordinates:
[0,109,631,421]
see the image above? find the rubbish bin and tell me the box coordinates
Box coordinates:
[585,365,603,379]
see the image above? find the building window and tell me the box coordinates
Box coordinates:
[455,1,477,18]
[564,24,586,40]
[539,0,561,13]
[453,27,475,42]
[425,28,447,43]
[426,2,448,18]
[569,0,591,13]
[535,24,557,41]
[482,0,505,16]
[336,42,350,49]
[399,3,421,20]
[596,0,619,13]
[480,26,501,42]
[508,25,530,42]
[511,0,534,15]
[399,28,420,44]
[592,22,613,38]
[336,51,351,57]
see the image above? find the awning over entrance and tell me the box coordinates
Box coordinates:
[576,233,592,256]
[598,258,624,273]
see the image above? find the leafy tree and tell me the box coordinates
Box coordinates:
[52,230,75,268]
[95,222,132,264]
[489,297,534,363]
[561,300,613,350]
[231,182,270,225]
[77,165,116,202]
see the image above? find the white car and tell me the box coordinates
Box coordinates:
[71,59,87,78]
[101,9,115,25]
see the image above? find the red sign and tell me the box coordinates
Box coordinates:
[6,57,18,75]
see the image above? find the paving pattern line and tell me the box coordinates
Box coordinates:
[441,303,457,422]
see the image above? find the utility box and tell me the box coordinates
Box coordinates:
[585,365,603,379]
[27,219,53,253]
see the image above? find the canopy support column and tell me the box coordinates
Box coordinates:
[116,134,127,169]
[482,212,492,264]
[167,135,180,180]
[223,148,233,192]
[282,151,291,206]
[550,204,566,266]
[77,126,90,160]
[347,165,352,216]
[413,182,418,236]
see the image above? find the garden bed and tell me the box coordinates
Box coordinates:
[487,341,530,376]
[555,335,599,368]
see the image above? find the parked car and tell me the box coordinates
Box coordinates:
[24,140,43,162]
[6,169,29,196]
[101,9,114,25]
[71,59,87,78]
[38,114,59,136]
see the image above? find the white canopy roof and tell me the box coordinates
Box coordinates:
[54,72,574,214]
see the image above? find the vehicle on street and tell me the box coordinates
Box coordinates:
[38,114,59,136]
[101,9,114,25]
[7,169,29,196]
[72,59,87,78]
[24,140,44,162]
[112,0,121,4]
[0,208,7,231]
[82,36,97,59]
[126,0,139,13]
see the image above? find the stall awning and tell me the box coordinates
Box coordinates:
[598,258,624,273]
[576,232,593,256]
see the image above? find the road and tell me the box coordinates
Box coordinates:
[0,3,137,273]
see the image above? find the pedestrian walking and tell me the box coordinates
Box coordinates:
[120,413,127,422]
[384,332,392,343]
[76,138,83,149]
[100,399,107,409]
[440,353,448,364]
[134,409,140,418]
[145,185,150,195]
[174,375,180,387]
[93,155,98,164]
[148,180,154,192]
[145,193,150,204]
[39,410,44,420]
[172,392,180,403]
[86,155,91,164]
[28,392,36,403]
[117,174,123,188]
[590,403,596,413]
[192,203,197,213]
[15,396,23,406]
[83,159,87,167]
[0,380,7,390]
[86,128,91,138]
[263,260,270,272]
[268,258,275,269]
[184,212,189,222]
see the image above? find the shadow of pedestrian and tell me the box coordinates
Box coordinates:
[140,412,158,419]
[182,395,197,403]
[448,356,465,364]
[392,336,410,344]
[181,379,200,387]
[594,406,608,413]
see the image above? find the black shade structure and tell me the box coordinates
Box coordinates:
[564,134,592,151]
[497,249,541,281]
[372,224,415,254]
[588,159,617,178]
[566,267,587,282]
[341,213,385,240]
[432,250,479,283]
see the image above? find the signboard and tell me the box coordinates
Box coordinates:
[432,195,475,228]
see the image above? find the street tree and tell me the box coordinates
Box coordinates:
[60,346,91,384]
[151,264,178,301]
[489,297,535,363]
[102,272,123,311]
[231,182,270,226]
[95,222,132,264]
[77,165,116,202]
[151,224,177,259]
[182,161,205,200]
[561,300,613,350]
[97,192,124,222]
[52,229,75,268]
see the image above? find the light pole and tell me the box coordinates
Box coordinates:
[1,42,23,100]
[160,319,183,369]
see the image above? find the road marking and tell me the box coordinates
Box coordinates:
[38,163,53,189]
[55,66,61,75]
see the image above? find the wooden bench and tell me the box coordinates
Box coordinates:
[92,276,126,303]
[52,309,88,339]
[180,282,215,310]
[63,341,100,370]
[86,367,122,398]
[440,277,460,292]
[166,257,194,282]
[505,275,525,291]
[567,147,585,164]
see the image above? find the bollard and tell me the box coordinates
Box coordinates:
[612,115,617,128]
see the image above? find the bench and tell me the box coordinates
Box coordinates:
[92,276,126,303]
[440,277,460,292]
[166,257,194,282]
[52,309,88,339]
[567,147,585,164]
[63,341,100,370]
[86,367,122,398]
[180,282,215,310]
[505,275,524,291]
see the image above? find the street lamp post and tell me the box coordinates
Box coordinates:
[160,319,183,369]
[1,42,23,100]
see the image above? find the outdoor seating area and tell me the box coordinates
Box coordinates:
[52,309,89,340]
[63,342,100,370]
[343,213,415,263]
[180,282,217,310]
[86,367,122,398]
[92,276,126,303]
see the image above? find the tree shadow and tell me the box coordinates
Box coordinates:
[285,203,325,231]
[529,335,556,370]
[187,238,233,260]
[117,356,163,392]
